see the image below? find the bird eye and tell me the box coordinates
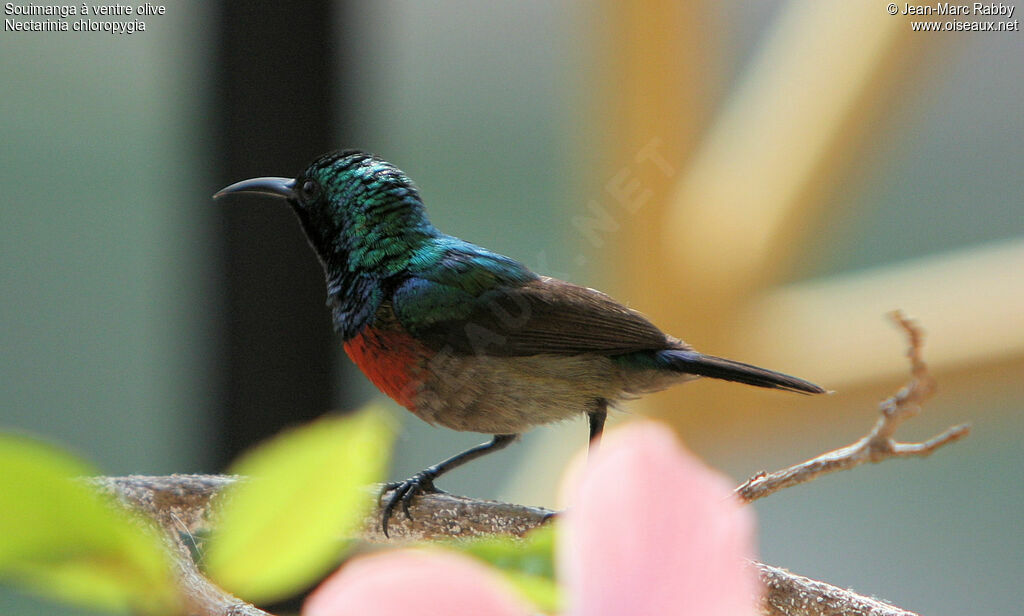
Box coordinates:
[299,179,321,201]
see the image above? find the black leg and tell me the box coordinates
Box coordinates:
[381,433,518,536]
[588,399,607,449]
[535,402,608,528]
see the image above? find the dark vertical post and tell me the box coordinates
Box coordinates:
[212,1,352,467]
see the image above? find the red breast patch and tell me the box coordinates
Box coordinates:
[343,327,425,409]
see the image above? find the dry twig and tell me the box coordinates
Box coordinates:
[735,311,970,503]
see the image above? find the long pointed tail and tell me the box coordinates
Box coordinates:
[661,350,826,394]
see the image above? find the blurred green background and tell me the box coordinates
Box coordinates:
[1,2,1020,615]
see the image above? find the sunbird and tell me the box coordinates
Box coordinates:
[216,150,825,533]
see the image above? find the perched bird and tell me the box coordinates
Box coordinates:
[215,150,825,533]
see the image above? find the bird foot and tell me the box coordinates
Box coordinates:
[380,469,442,537]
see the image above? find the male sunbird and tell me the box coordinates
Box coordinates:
[216,150,825,533]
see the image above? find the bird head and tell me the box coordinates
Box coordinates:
[215,150,438,277]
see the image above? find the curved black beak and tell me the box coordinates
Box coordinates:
[213,177,296,200]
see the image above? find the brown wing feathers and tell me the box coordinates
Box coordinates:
[411,276,677,357]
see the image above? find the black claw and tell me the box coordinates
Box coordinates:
[379,470,439,537]
[400,488,415,519]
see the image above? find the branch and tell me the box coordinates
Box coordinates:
[89,312,969,616]
[735,310,970,503]
[362,490,553,542]
[97,475,914,616]
[757,563,916,616]
[92,475,271,616]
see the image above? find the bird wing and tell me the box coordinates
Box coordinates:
[392,263,674,356]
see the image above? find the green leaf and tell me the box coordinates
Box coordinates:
[0,434,178,614]
[445,524,562,613]
[205,406,395,604]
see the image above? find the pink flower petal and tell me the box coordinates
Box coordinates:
[559,421,761,616]
[304,549,531,616]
